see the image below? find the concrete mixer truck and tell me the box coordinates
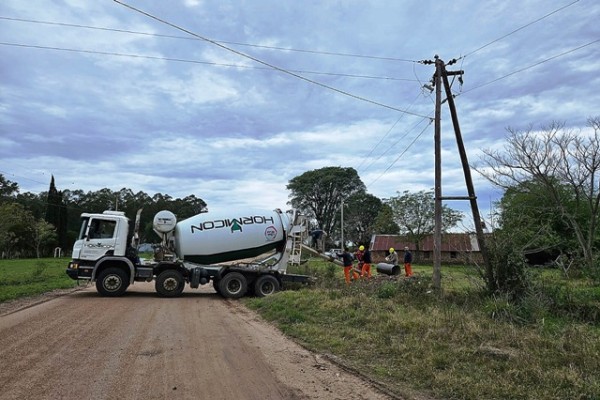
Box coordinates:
[66,207,310,298]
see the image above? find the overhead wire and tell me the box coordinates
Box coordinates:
[111,0,430,119]
[0,169,50,188]
[356,92,426,174]
[1,8,434,201]
[461,38,600,95]
[387,2,595,197]
[0,16,419,63]
[367,118,433,188]
[0,42,417,82]
[463,0,581,58]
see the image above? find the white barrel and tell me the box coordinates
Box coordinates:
[174,209,289,264]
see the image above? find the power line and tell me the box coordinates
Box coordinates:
[356,92,426,173]
[464,0,581,58]
[112,0,430,119]
[0,16,418,63]
[462,38,600,94]
[0,42,417,82]
[367,118,433,188]
[0,169,50,188]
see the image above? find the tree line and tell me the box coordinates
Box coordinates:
[0,176,207,258]
[0,168,460,260]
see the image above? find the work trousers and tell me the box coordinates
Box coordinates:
[404,262,413,277]
[361,263,371,278]
[344,266,359,284]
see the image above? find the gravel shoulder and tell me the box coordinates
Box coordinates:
[0,283,399,400]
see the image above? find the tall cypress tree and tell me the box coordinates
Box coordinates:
[45,175,68,253]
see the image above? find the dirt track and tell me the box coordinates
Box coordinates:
[0,283,396,400]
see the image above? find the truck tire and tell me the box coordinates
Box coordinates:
[155,270,185,297]
[218,272,247,299]
[96,267,129,297]
[254,275,280,297]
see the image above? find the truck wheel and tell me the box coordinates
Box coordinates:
[156,270,185,297]
[96,267,129,297]
[254,275,280,297]
[218,272,247,299]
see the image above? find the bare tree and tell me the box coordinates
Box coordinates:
[478,118,600,272]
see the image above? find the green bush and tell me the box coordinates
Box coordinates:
[376,281,396,298]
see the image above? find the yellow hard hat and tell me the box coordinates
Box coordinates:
[359,245,365,251]
[389,247,394,253]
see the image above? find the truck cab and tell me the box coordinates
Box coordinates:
[67,211,133,282]
[74,211,129,259]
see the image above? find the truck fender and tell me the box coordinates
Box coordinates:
[91,257,136,285]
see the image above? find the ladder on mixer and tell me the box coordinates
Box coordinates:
[288,217,307,266]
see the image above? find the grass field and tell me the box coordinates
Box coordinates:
[0,258,79,302]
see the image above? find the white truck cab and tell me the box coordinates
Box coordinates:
[71,210,130,261]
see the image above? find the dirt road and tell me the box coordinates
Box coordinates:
[0,283,395,400]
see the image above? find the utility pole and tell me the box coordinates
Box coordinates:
[439,60,491,286]
[433,56,443,290]
[426,55,491,291]
[340,198,344,248]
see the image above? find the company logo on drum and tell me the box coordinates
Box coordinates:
[190,215,276,234]
[264,226,278,241]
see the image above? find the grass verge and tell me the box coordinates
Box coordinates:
[0,258,79,302]
[246,261,600,400]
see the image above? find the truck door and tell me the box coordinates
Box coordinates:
[80,218,119,261]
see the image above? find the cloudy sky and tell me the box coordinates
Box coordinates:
[1,0,599,226]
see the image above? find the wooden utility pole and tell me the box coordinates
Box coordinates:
[340,198,344,249]
[430,56,491,290]
[433,56,443,290]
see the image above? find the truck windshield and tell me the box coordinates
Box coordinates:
[78,217,90,240]
[89,219,117,239]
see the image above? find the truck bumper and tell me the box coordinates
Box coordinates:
[66,262,93,281]
[66,268,79,280]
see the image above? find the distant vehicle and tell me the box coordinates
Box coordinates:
[138,243,154,253]
[324,248,343,258]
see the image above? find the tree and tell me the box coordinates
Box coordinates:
[478,118,600,272]
[0,174,19,201]
[372,204,400,235]
[498,180,574,262]
[343,192,385,246]
[387,190,463,258]
[31,219,58,258]
[16,192,46,220]
[45,175,68,251]
[287,167,365,238]
[0,202,35,257]
[172,195,208,220]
